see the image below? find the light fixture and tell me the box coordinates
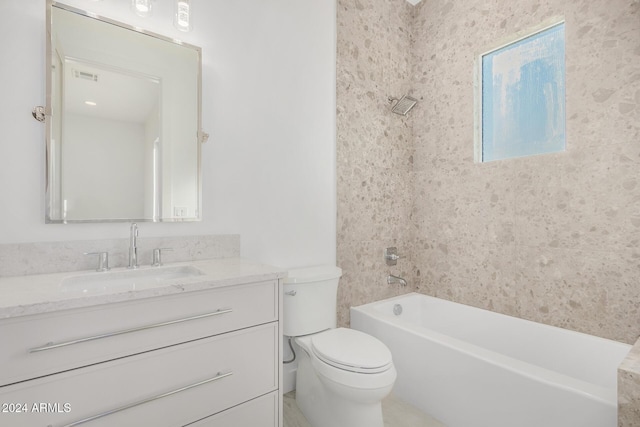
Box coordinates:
[131,0,153,18]
[84,101,97,106]
[174,0,192,32]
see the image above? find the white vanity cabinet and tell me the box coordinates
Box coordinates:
[0,267,284,427]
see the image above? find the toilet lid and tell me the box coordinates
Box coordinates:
[311,328,393,374]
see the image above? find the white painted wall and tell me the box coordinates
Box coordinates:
[0,0,336,269]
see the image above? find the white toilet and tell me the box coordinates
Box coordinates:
[283,266,396,427]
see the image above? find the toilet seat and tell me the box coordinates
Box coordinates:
[310,328,393,374]
[295,328,397,393]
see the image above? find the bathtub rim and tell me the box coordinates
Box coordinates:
[351,292,631,407]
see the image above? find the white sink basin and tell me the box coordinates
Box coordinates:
[61,265,205,294]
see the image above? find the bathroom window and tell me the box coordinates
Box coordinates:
[475,20,566,162]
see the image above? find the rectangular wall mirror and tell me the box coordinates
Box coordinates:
[46,0,203,223]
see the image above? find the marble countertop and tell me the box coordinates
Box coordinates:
[0,257,286,319]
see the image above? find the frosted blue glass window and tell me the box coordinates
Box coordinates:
[479,22,565,162]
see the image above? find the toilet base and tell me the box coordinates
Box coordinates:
[295,342,389,427]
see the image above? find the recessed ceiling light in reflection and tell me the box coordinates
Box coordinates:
[131,0,153,17]
[174,0,192,32]
[85,101,97,106]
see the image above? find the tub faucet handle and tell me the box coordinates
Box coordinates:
[384,247,402,266]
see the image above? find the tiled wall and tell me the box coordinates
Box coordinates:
[337,0,640,344]
[336,0,416,326]
[410,0,640,344]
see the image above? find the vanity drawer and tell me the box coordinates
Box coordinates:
[0,323,278,427]
[187,391,278,427]
[0,280,277,386]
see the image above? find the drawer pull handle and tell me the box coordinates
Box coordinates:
[30,308,233,353]
[57,371,233,427]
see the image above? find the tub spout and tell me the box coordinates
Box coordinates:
[387,275,407,286]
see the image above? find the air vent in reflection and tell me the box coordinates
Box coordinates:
[73,69,98,82]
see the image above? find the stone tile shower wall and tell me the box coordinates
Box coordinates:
[337,0,640,344]
[410,0,640,344]
[336,0,416,327]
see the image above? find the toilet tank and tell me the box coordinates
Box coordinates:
[283,265,342,337]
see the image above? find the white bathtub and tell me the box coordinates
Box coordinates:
[350,293,631,427]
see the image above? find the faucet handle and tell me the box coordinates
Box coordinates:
[384,247,402,266]
[152,248,173,267]
[84,252,110,272]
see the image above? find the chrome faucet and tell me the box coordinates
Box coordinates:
[128,223,139,269]
[387,275,407,286]
[84,251,110,272]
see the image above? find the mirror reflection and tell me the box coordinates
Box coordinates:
[46,2,202,223]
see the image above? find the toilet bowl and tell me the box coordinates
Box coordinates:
[295,328,396,427]
[283,266,396,427]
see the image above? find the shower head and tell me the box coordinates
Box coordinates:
[388,95,418,116]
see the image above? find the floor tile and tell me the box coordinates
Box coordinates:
[283,391,446,427]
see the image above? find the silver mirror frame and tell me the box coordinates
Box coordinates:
[45,0,203,223]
